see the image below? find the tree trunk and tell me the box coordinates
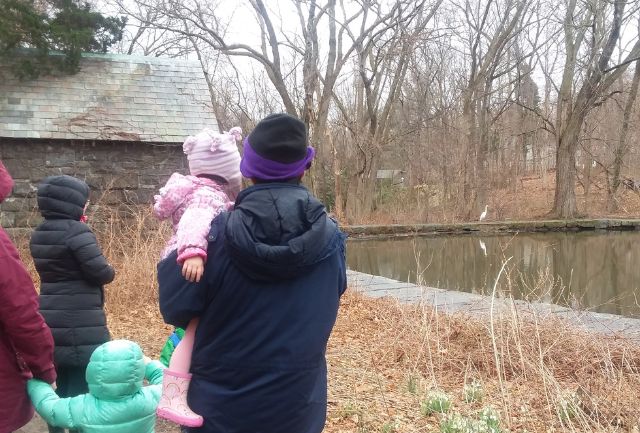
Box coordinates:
[351,175,374,222]
[331,134,344,220]
[584,159,591,205]
[475,107,490,214]
[608,60,640,210]
[461,92,476,216]
[552,128,579,218]
[551,0,640,218]
[344,136,378,222]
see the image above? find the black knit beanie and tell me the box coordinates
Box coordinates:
[247,113,308,163]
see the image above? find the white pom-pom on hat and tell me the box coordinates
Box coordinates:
[227,127,243,142]
[182,135,198,155]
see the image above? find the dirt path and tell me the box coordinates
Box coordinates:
[15,414,47,433]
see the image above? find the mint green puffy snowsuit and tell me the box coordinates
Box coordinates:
[27,340,165,433]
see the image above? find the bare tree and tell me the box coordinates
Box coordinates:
[456,0,531,216]
[106,0,640,222]
[551,0,640,218]
[328,1,442,220]
[107,0,193,57]
[114,0,436,199]
[608,59,640,209]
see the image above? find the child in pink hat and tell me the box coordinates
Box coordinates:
[153,127,242,427]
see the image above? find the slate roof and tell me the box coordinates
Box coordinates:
[0,52,217,142]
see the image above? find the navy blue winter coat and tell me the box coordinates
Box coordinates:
[159,183,347,433]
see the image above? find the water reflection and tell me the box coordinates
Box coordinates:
[347,232,640,317]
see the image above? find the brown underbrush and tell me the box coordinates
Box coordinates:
[326,294,640,432]
[13,208,640,433]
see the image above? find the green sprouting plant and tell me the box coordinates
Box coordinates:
[440,408,503,433]
[557,392,580,422]
[468,420,498,433]
[440,413,472,433]
[463,380,484,403]
[407,375,418,394]
[338,402,359,420]
[381,420,398,433]
[477,406,501,432]
[339,402,370,432]
[422,389,452,415]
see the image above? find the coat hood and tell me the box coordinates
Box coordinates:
[86,340,146,400]
[224,183,344,281]
[0,161,13,203]
[37,175,89,220]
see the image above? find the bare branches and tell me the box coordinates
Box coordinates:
[105,0,640,220]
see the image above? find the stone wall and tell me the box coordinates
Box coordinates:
[0,138,186,227]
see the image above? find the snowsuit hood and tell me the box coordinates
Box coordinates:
[86,340,146,400]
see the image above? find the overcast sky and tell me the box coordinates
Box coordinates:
[100,0,640,108]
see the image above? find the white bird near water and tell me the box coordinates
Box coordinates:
[479,205,488,222]
[479,239,487,256]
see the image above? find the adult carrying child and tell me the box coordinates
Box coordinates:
[153,127,242,427]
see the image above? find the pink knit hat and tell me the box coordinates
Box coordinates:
[183,127,242,190]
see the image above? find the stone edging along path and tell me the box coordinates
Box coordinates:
[347,270,640,343]
[342,218,640,239]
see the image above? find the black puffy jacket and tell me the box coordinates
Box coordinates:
[30,175,115,367]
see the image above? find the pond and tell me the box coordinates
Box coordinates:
[347,231,640,318]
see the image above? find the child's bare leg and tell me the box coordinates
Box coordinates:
[157,318,203,427]
[169,318,198,372]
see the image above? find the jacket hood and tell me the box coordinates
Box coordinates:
[86,340,146,400]
[0,161,13,203]
[224,183,344,281]
[37,175,88,220]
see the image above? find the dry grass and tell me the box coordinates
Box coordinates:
[92,206,174,348]
[327,294,640,432]
[12,207,640,433]
[361,171,640,225]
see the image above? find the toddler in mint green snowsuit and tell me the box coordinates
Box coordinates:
[28,340,164,433]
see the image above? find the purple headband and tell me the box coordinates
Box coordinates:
[240,137,315,180]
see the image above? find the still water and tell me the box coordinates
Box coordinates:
[347,231,640,318]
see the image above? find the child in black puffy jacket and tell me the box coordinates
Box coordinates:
[30,175,114,433]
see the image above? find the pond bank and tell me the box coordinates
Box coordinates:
[347,270,640,342]
[343,218,640,239]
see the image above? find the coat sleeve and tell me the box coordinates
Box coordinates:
[27,380,80,429]
[145,360,165,385]
[159,213,228,328]
[0,160,13,202]
[153,173,189,220]
[65,224,115,286]
[0,233,56,383]
[175,191,227,264]
[338,235,347,297]
[158,250,210,329]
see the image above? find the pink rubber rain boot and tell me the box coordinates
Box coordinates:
[156,369,204,427]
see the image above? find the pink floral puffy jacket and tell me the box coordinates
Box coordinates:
[154,173,233,263]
